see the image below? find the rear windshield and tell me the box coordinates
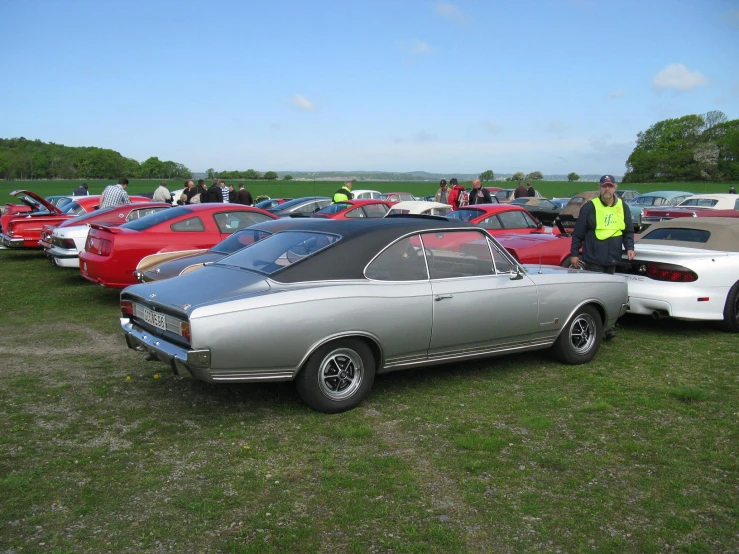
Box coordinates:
[123,206,193,231]
[446,208,486,222]
[679,198,718,208]
[211,229,273,254]
[64,205,119,224]
[642,228,711,243]
[269,198,324,211]
[62,202,87,215]
[215,231,339,275]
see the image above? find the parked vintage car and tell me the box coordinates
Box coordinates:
[445,204,553,235]
[494,188,543,203]
[615,189,640,201]
[79,204,277,288]
[618,218,739,332]
[255,198,292,210]
[135,218,331,283]
[510,197,562,225]
[313,199,392,219]
[627,191,694,230]
[0,191,148,249]
[266,197,332,217]
[385,201,453,217]
[496,232,573,267]
[43,203,172,268]
[379,192,416,203]
[640,194,739,231]
[352,189,383,200]
[555,191,599,230]
[120,218,628,413]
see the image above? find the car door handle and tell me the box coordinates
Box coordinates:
[434,294,454,301]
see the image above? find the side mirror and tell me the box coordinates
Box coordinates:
[509,265,524,280]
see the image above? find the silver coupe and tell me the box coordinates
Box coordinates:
[120,218,628,413]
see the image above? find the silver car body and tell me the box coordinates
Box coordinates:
[121,220,627,400]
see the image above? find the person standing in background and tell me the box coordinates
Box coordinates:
[152,181,171,203]
[434,179,449,204]
[100,178,130,209]
[72,183,89,196]
[236,183,253,205]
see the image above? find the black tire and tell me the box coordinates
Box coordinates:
[552,305,603,364]
[295,338,376,413]
[720,281,739,333]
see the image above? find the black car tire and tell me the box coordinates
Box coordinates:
[719,280,739,333]
[552,305,602,364]
[296,338,376,413]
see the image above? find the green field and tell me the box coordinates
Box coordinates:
[1,179,735,203]
[0,230,737,552]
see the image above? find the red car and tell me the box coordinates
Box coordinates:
[495,232,573,266]
[38,202,173,250]
[79,204,278,288]
[446,204,556,235]
[313,199,393,219]
[0,191,149,249]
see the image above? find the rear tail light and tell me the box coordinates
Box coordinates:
[54,237,76,249]
[645,263,697,282]
[121,300,134,316]
[181,321,191,342]
[86,236,112,255]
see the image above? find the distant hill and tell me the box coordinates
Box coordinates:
[265,171,621,182]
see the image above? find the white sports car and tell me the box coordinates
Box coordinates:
[385,201,453,217]
[619,217,739,332]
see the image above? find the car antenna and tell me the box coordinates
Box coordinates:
[538,250,543,274]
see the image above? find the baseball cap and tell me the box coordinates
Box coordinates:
[599,175,616,186]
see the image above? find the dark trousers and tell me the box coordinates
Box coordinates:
[583,262,616,274]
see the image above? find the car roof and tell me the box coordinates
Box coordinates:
[638,217,739,252]
[682,193,737,200]
[635,190,694,197]
[389,200,450,210]
[268,218,477,283]
[453,204,527,214]
[268,197,331,211]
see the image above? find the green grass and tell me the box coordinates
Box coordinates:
[1,178,735,204]
[0,248,737,553]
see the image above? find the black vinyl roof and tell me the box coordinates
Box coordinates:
[269,217,477,283]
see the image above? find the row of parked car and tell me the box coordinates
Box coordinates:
[1,188,737,413]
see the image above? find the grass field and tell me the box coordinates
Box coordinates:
[1,179,736,204]
[0,234,737,551]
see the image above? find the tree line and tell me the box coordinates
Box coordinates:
[0,138,192,180]
[206,168,285,180]
[624,110,738,183]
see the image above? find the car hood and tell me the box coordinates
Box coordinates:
[10,190,62,215]
[123,264,271,315]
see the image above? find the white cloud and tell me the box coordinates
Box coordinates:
[546,121,569,133]
[289,94,316,112]
[410,40,435,55]
[415,130,436,142]
[722,9,739,29]
[434,3,468,24]
[605,88,627,99]
[653,63,708,92]
[482,121,502,133]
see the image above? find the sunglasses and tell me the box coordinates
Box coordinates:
[600,183,615,188]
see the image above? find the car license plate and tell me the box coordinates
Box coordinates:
[142,307,166,331]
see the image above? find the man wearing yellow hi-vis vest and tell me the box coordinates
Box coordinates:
[570,174,635,339]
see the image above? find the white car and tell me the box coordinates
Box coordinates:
[620,217,739,332]
[46,204,171,268]
[385,201,453,217]
[352,189,383,200]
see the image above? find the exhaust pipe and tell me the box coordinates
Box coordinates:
[651,310,668,320]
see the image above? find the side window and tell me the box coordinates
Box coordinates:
[498,210,529,229]
[522,211,539,228]
[345,208,365,218]
[363,204,389,218]
[214,211,273,233]
[479,215,502,229]
[420,230,493,279]
[734,198,739,210]
[171,216,205,232]
[366,236,428,281]
[488,239,514,273]
[653,197,665,206]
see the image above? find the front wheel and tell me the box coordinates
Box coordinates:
[552,305,603,364]
[295,338,376,413]
[719,281,739,333]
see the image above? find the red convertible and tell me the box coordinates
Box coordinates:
[1,190,148,249]
[79,204,278,288]
[313,199,393,219]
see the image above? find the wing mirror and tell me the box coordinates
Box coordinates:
[509,265,524,280]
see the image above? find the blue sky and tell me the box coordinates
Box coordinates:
[2,0,738,175]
